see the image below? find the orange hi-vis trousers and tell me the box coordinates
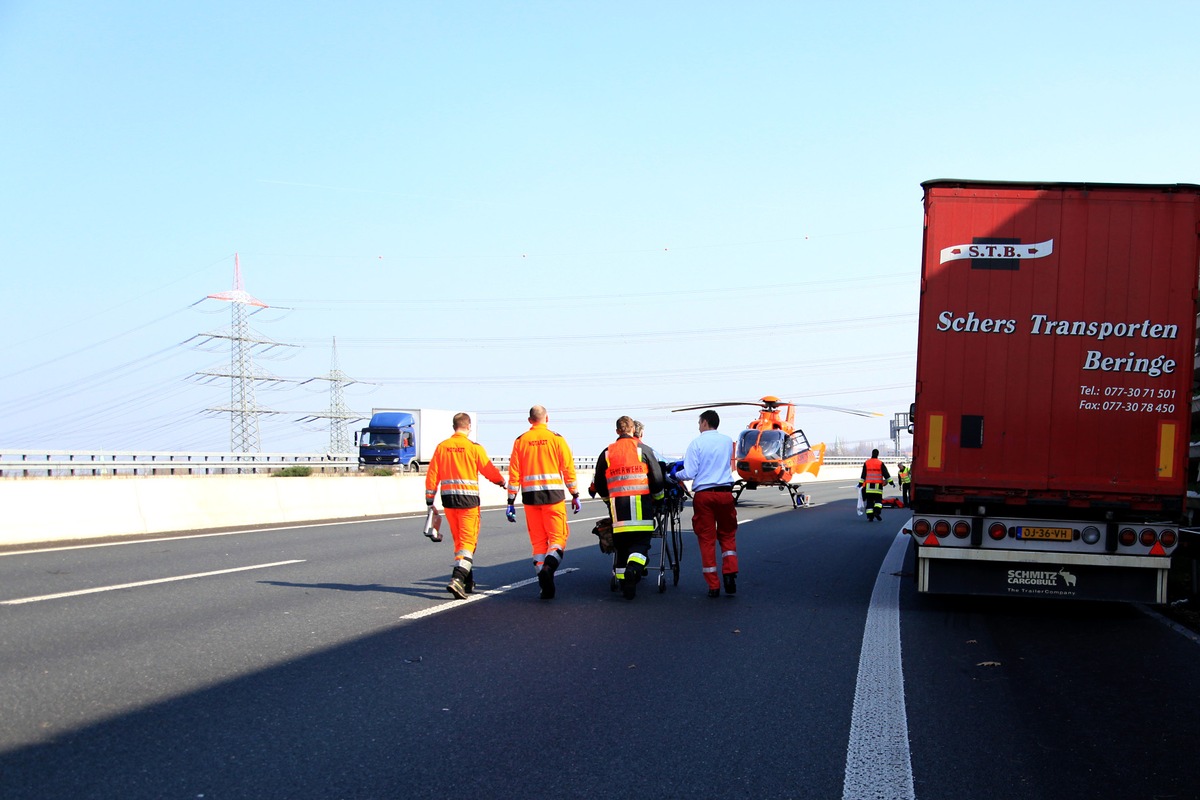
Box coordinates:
[443,507,480,573]
[524,502,569,572]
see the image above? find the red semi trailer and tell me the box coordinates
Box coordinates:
[909,180,1200,604]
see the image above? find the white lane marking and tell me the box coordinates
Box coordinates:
[1137,604,1200,646]
[0,518,401,556]
[842,529,916,800]
[401,568,580,620]
[1,560,306,605]
[2,507,608,557]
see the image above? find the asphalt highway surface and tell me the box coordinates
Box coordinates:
[1,481,1198,799]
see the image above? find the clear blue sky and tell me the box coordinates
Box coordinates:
[2,1,1196,459]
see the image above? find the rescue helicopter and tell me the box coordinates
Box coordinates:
[672,396,881,507]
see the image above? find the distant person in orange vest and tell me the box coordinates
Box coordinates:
[425,413,507,599]
[506,405,580,599]
[594,416,665,599]
[858,449,894,522]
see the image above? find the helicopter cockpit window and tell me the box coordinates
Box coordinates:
[784,431,811,459]
[758,430,785,459]
[737,430,760,459]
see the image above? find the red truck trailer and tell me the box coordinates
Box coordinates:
[909,180,1200,603]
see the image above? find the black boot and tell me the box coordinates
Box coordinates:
[448,566,472,600]
[622,559,643,599]
[538,549,562,599]
[723,573,737,595]
[537,567,555,599]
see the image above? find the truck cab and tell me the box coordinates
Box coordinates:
[357,412,418,472]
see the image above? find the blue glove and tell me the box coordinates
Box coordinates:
[571,494,581,514]
[668,460,685,480]
[505,504,516,523]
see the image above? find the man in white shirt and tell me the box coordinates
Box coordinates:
[673,409,739,597]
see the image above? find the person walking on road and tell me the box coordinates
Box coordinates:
[859,448,893,522]
[672,409,739,598]
[425,413,507,599]
[507,405,581,599]
[897,463,911,507]
[594,416,665,599]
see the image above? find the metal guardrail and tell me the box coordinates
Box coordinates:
[0,451,361,477]
[0,450,887,478]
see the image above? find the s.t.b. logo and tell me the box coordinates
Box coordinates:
[939,237,1054,270]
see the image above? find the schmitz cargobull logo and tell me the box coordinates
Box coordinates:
[939,237,1054,270]
[1007,568,1077,589]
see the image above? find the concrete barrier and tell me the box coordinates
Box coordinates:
[0,466,864,547]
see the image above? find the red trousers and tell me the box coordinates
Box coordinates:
[692,490,738,590]
[523,502,569,571]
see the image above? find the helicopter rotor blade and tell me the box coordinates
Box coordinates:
[667,399,884,417]
[787,402,883,418]
[670,402,765,412]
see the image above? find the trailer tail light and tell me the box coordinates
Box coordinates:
[1081,526,1101,545]
[933,519,951,538]
[913,518,931,536]
[1118,528,1138,547]
[988,522,1007,541]
[1160,530,1178,548]
[1139,529,1158,547]
[952,521,971,539]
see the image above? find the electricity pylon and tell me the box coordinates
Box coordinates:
[296,337,369,454]
[197,254,294,453]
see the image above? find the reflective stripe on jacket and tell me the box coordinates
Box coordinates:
[425,432,505,509]
[507,423,578,506]
[861,457,888,491]
[605,437,650,497]
[595,435,664,535]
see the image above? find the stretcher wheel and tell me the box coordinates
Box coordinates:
[658,572,666,593]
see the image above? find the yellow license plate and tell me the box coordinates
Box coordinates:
[1018,526,1073,542]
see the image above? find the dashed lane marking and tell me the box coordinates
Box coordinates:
[1,560,306,605]
[400,568,581,620]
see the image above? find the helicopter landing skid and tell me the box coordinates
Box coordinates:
[785,482,812,509]
[733,480,812,508]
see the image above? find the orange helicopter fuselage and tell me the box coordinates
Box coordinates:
[733,404,823,486]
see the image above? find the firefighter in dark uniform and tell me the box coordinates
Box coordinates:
[593,416,665,599]
[859,448,893,522]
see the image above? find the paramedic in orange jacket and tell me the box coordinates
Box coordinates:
[506,405,580,599]
[594,416,665,599]
[425,413,507,599]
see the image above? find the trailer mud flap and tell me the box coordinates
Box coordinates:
[916,552,1168,604]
